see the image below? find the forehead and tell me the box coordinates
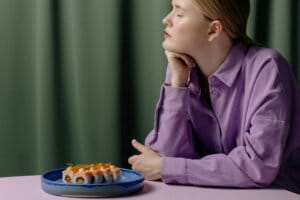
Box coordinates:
[171,0,194,9]
[171,0,205,16]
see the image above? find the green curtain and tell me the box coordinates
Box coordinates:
[0,0,299,177]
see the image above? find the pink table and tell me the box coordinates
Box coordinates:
[1,175,300,200]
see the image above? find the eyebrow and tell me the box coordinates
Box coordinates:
[172,4,185,11]
[175,5,184,9]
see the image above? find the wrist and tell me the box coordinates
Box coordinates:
[171,77,188,87]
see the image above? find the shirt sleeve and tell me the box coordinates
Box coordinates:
[144,66,198,158]
[160,57,291,187]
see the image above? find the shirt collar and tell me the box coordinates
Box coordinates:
[187,43,247,94]
[210,43,247,87]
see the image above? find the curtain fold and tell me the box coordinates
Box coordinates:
[0,0,299,176]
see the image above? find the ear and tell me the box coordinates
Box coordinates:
[207,20,223,42]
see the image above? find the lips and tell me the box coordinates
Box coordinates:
[164,30,171,38]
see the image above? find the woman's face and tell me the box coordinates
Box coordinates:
[162,0,212,55]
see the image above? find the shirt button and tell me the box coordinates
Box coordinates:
[210,76,218,85]
[210,89,219,96]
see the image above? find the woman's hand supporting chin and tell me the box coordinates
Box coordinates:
[164,50,196,87]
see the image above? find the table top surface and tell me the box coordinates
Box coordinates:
[1,175,300,200]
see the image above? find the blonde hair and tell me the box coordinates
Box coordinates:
[192,0,254,45]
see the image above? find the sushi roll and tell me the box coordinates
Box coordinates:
[61,162,121,184]
[74,168,93,184]
[90,167,104,183]
[101,168,113,183]
[110,166,121,182]
[62,167,74,183]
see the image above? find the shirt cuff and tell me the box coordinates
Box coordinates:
[161,157,187,184]
[161,84,190,112]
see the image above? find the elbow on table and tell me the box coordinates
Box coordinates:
[249,165,279,187]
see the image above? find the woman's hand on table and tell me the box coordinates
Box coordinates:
[128,139,162,181]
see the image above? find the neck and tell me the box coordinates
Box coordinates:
[192,37,233,78]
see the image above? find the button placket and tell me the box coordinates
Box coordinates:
[209,77,220,110]
[210,89,221,117]
[209,78,225,153]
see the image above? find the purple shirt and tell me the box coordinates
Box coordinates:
[145,43,300,193]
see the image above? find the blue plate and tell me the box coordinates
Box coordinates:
[41,168,144,197]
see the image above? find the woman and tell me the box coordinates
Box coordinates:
[128,0,300,193]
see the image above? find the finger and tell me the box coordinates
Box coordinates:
[131,139,148,153]
[131,165,140,172]
[128,155,138,165]
[177,54,194,68]
[169,52,195,68]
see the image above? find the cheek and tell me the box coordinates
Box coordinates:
[163,23,208,52]
[177,29,206,47]
[177,23,206,41]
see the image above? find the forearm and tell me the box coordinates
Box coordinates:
[162,147,280,188]
[145,85,198,158]
[161,116,289,187]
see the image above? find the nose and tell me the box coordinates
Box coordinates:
[162,12,172,27]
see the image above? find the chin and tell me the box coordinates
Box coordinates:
[162,41,185,53]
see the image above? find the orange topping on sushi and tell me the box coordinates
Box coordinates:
[85,171,94,177]
[91,169,103,175]
[101,168,111,174]
[65,162,119,175]
[110,167,120,174]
